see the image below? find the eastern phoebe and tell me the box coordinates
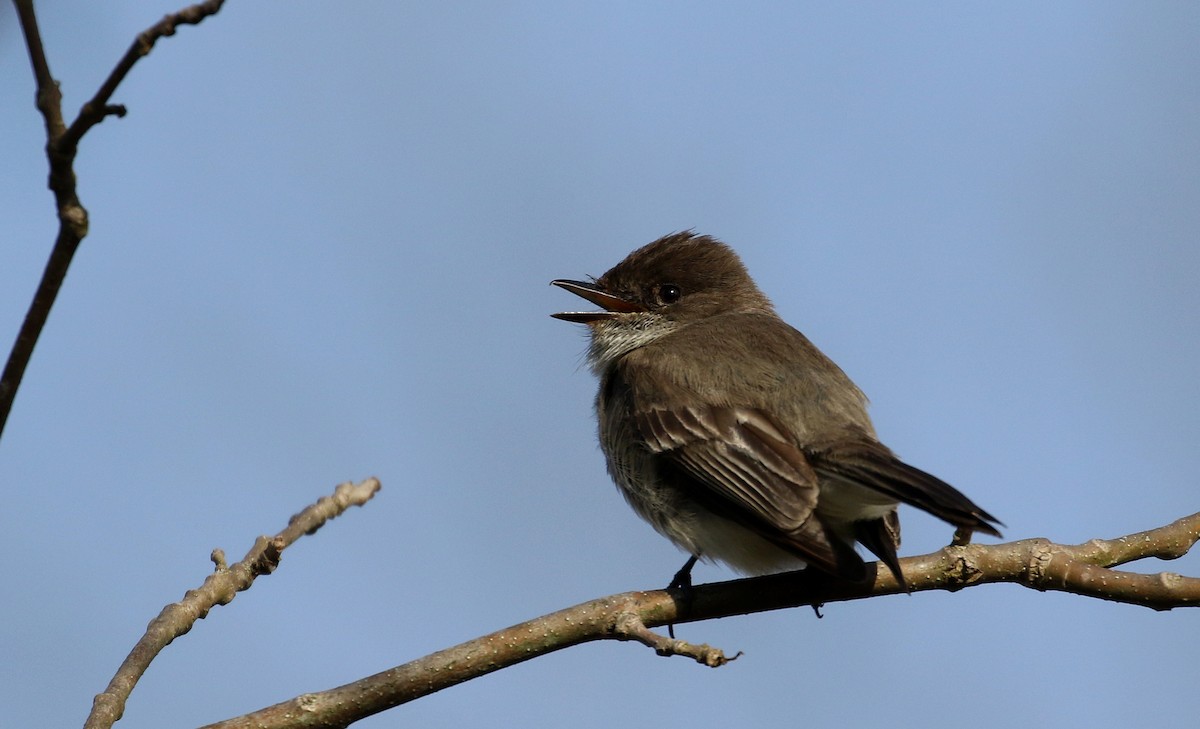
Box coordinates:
[552,232,1001,588]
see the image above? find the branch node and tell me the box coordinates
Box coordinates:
[59,203,89,238]
[1023,538,1055,586]
[941,545,986,590]
[1159,572,1183,589]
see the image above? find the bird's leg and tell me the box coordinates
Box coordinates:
[666,554,699,639]
[668,554,699,591]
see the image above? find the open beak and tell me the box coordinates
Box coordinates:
[550,279,644,323]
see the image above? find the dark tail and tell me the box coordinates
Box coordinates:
[813,439,1003,538]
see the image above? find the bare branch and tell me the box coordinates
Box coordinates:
[64,0,227,149]
[200,512,1200,729]
[1,0,228,443]
[13,0,66,139]
[84,478,382,729]
[3,0,81,442]
[612,611,741,667]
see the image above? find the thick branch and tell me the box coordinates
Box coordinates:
[1,0,228,443]
[84,478,381,729]
[201,512,1200,729]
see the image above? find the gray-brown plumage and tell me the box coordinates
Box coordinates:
[552,232,1001,587]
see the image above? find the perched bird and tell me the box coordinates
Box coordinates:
[551,232,1000,589]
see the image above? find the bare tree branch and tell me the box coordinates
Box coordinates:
[64,0,227,149]
[1,0,227,443]
[199,511,1200,729]
[84,478,382,729]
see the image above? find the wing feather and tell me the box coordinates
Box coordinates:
[636,405,868,579]
[638,405,818,533]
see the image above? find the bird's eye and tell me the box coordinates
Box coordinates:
[657,284,682,304]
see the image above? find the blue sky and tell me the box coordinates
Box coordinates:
[2,2,1197,727]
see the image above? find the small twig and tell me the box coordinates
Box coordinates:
[1067,513,1200,565]
[64,0,227,149]
[613,612,740,667]
[83,478,381,729]
[1,0,228,444]
[200,512,1200,729]
[13,0,66,138]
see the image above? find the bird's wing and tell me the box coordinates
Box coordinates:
[636,405,864,578]
[637,406,817,530]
